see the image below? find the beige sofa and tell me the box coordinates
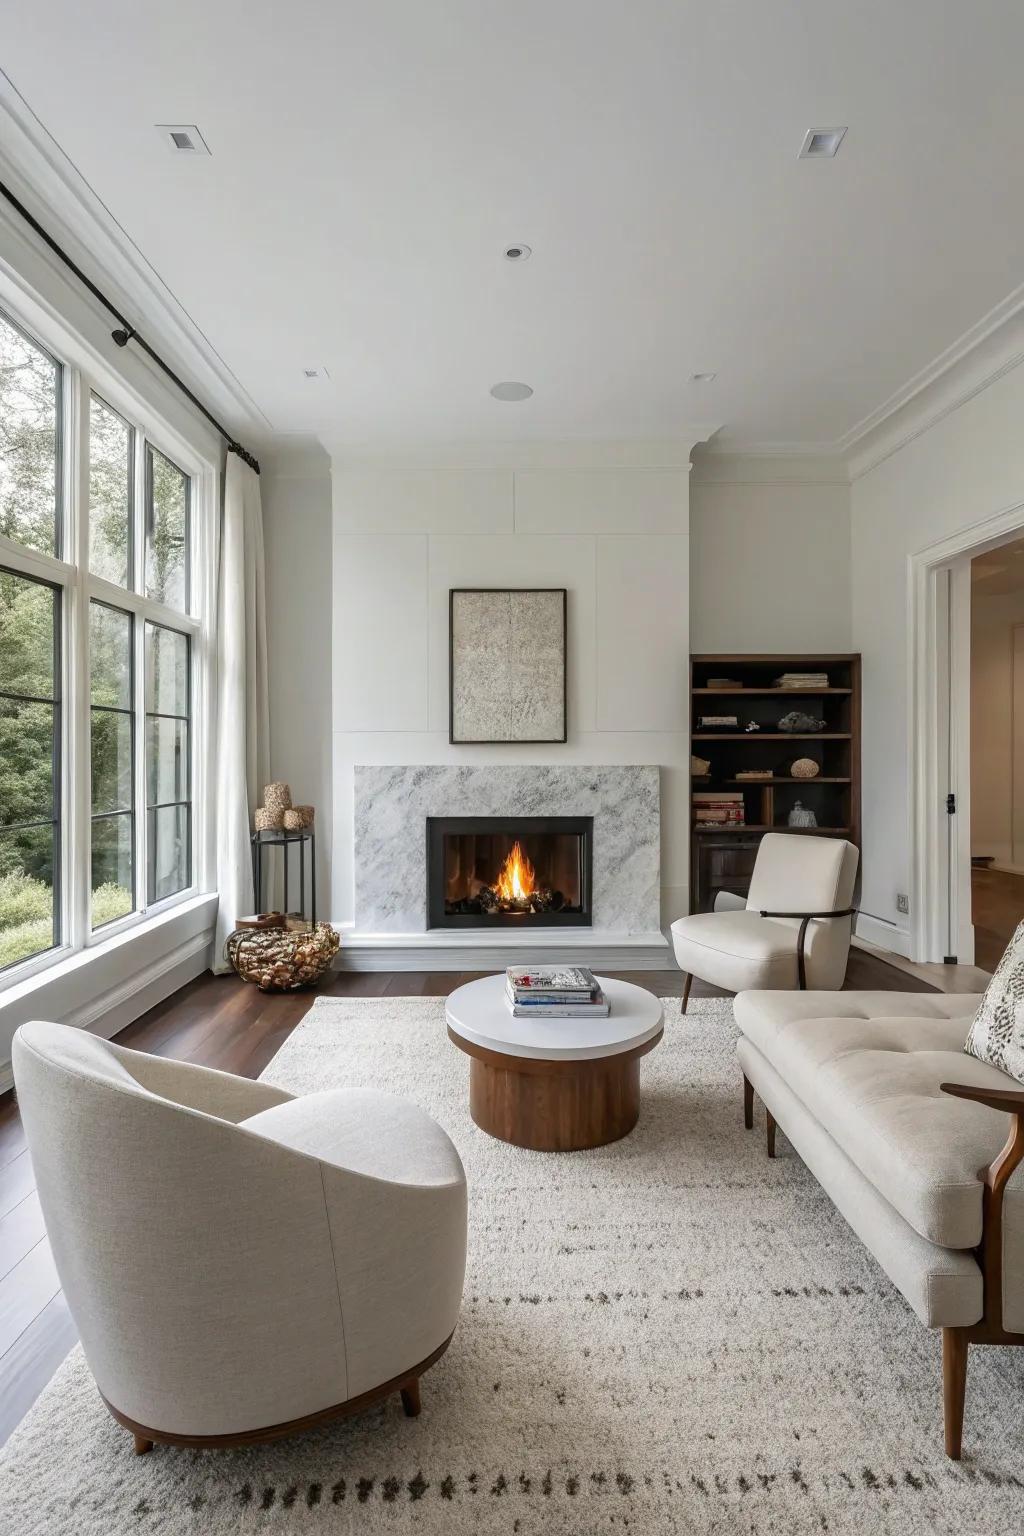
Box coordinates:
[12,1021,467,1453]
[735,989,1024,1459]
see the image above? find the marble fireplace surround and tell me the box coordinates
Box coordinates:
[353,765,661,934]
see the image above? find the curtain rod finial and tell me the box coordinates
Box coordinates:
[111,326,135,348]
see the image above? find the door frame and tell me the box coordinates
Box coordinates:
[909,500,1024,963]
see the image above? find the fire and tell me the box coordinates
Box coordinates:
[495,841,536,902]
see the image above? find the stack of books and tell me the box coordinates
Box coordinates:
[693,790,745,827]
[774,671,829,689]
[505,966,610,1018]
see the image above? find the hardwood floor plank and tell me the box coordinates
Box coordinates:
[0,1151,35,1222]
[0,1291,77,1448]
[0,1239,60,1357]
[0,1193,45,1283]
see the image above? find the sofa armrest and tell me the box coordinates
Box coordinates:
[755,908,857,989]
[941,1080,1024,1335]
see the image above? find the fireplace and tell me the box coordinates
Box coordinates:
[427,816,593,928]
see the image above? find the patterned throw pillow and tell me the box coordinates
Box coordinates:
[964,919,1024,1082]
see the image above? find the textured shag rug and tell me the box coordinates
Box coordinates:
[1,994,1023,1535]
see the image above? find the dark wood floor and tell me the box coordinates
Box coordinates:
[972,865,1024,972]
[0,948,933,1447]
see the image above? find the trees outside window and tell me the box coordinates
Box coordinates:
[0,301,205,982]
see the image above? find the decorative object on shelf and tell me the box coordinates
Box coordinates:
[283,804,315,830]
[693,791,745,827]
[224,921,340,990]
[736,769,773,779]
[264,781,292,817]
[253,806,281,832]
[707,676,742,689]
[234,912,286,930]
[777,710,826,733]
[449,588,567,744]
[691,754,711,777]
[698,715,739,730]
[788,800,818,828]
[744,721,760,732]
[774,672,829,689]
[790,758,820,779]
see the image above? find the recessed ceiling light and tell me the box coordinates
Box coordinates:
[503,244,532,262]
[798,126,847,159]
[490,381,533,401]
[690,372,717,384]
[156,124,211,155]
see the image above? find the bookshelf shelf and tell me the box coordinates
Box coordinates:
[690,652,861,911]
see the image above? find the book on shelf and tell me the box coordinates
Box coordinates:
[774,672,829,688]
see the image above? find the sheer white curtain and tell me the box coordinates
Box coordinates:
[212,451,270,970]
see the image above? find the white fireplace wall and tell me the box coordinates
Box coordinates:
[328,442,696,930]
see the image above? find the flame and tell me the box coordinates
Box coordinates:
[495,841,536,902]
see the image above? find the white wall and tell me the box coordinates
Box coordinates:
[261,446,334,918]
[689,456,851,651]
[329,444,695,930]
[970,582,1024,870]
[851,353,1024,951]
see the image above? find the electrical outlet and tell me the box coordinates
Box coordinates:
[896,893,910,916]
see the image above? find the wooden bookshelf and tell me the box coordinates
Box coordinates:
[690,652,861,911]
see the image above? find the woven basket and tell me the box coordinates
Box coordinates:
[224,922,340,991]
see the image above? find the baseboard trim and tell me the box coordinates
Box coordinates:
[853,913,912,959]
[336,929,675,972]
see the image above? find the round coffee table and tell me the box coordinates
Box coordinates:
[446,975,664,1152]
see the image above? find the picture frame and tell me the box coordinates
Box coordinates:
[448,587,568,744]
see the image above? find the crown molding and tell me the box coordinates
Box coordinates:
[0,69,271,440]
[326,431,721,471]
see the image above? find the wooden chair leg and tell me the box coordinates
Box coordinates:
[133,1433,154,1456]
[400,1378,421,1418]
[942,1328,968,1460]
[680,973,693,1015]
[743,1074,754,1130]
[766,1108,777,1159]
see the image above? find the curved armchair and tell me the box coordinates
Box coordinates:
[12,1021,467,1453]
[671,833,859,1011]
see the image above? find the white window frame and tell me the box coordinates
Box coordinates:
[0,289,217,992]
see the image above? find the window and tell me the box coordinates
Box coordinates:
[0,299,209,983]
[0,570,60,968]
[90,603,134,928]
[145,623,191,903]
[0,310,61,558]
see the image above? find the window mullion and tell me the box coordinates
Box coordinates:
[134,606,147,915]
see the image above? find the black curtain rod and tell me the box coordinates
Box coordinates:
[0,177,260,475]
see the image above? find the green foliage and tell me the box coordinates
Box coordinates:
[0,312,58,557]
[0,872,132,970]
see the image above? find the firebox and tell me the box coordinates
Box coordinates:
[427,816,593,928]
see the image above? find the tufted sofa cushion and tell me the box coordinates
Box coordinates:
[733,990,1020,1249]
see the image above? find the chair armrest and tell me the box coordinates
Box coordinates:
[941,1080,1024,1334]
[755,908,857,990]
[123,1051,294,1123]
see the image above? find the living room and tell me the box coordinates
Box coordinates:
[2,4,1024,1532]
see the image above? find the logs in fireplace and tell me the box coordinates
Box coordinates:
[426,816,593,928]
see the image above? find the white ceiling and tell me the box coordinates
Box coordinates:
[2,1,1024,451]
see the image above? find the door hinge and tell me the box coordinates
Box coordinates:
[945,792,956,815]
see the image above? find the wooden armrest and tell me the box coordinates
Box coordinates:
[941,1081,1024,1115]
[754,909,857,991]
[941,1080,1024,1335]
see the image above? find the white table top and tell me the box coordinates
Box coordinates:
[445,974,664,1062]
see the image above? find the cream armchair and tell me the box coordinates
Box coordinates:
[12,1021,467,1454]
[671,833,859,1012]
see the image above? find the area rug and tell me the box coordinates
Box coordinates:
[1,996,1023,1535]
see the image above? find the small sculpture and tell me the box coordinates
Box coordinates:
[744,720,760,732]
[790,758,820,779]
[691,755,711,777]
[777,711,826,733]
[788,800,818,828]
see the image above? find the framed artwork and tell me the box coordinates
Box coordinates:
[449,588,568,744]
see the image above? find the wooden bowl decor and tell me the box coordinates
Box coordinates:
[224,922,340,991]
[790,758,820,779]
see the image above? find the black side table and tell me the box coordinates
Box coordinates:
[251,828,317,928]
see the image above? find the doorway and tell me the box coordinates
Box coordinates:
[969,538,1024,969]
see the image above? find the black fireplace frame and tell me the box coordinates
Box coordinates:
[427,815,594,928]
